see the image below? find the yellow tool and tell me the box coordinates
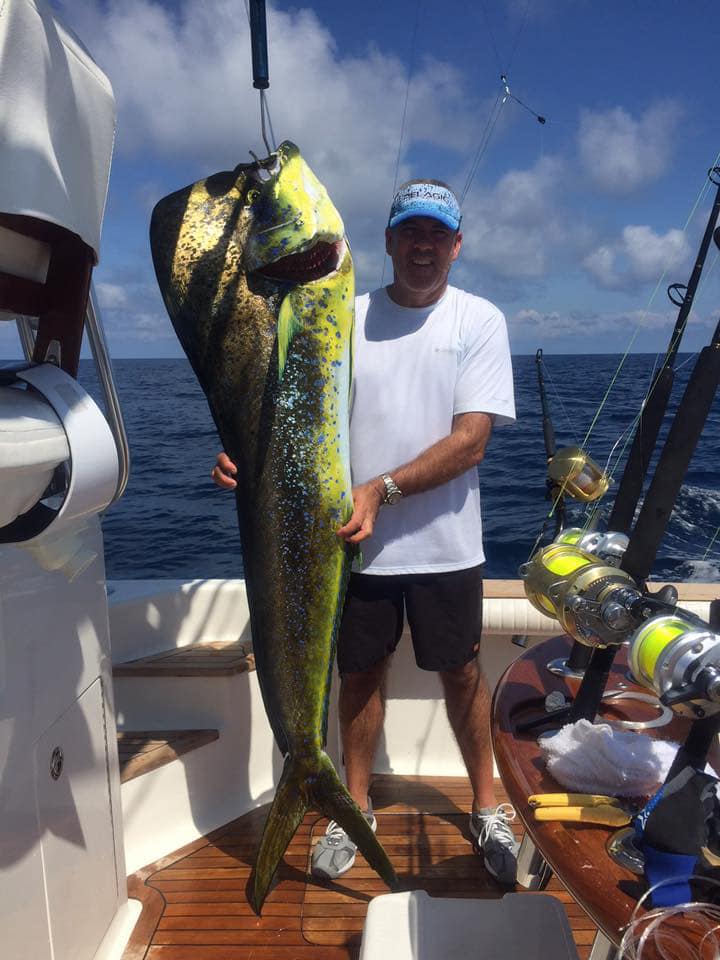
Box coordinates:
[528,793,632,827]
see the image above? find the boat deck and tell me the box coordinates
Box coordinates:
[123,775,597,959]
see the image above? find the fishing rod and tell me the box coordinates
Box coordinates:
[521,312,720,729]
[532,351,612,677]
[533,351,609,542]
[566,170,720,720]
[535,350,591,676]
[568,312,720,722]
[608,166,720,535]
[535,167,720,688]
[518,168,720,729]
[535,349,565,539]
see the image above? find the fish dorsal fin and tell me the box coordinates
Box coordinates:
[277,294,305,380]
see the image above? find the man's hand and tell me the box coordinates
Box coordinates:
[212,452,237,490]
[336,478,385,544]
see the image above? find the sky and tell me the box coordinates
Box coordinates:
[3,0,720,358]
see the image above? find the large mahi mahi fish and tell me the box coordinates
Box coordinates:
[149,142,396,912]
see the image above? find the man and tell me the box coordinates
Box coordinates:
[213,179,518,883]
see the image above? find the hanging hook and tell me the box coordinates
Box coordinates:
[247,0,277,155]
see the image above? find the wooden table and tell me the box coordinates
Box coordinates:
[492,634,694,955]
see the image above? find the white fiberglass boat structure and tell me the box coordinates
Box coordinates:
[1,3,717,960]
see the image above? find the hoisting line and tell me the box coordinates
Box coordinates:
[246,0,277,154]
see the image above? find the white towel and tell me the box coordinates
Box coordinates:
[539,719,681,797]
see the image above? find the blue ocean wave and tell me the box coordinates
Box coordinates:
[70,355,720,582]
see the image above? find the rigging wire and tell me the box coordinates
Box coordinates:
[460,0,544,208]
[478,0,504,75]
[506,0,532,75]
[259,88,277,154]
[381,0,422,287]
[459,92,506,206]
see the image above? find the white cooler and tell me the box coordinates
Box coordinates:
[359,890,580,960]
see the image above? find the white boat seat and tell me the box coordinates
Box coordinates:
[0,383,69,526]
[359,890,580,960]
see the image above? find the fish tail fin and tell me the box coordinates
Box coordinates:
[250,756,308,914]
[251,751,397,914]
[311,752,398,892]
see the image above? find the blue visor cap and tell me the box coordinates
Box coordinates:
[388,182,462,231]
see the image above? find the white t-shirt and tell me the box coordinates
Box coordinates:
[350,285,515,575]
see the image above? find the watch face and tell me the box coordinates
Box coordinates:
[382,474,402,504]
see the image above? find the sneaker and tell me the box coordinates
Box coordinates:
[311,808,377,880]
[469,803,519,884]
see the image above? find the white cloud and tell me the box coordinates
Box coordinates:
[95,282,128,309]
[578,101,683,194]
[456,155,593,285]
[582,224,690,290]
[508,304,712,344]
[59,0,493,296]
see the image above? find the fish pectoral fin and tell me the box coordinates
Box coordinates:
[277,295,304,381]
[312,756,398,890]
[251,757,308,914]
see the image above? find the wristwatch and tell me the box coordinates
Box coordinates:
[380,473,403,505]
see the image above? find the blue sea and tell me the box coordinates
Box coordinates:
[72,354,720,583]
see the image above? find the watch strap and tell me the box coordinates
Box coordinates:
[381,473,403,504]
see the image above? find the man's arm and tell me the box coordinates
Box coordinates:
[336,411,493,545]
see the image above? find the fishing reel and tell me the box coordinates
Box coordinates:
[520,540,642,648]
[554,527,629,567]
[629,613,720,719]
[547,446,609,503]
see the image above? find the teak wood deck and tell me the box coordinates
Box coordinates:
[123,775,598,959]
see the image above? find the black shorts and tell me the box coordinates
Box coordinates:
[337,564,484,674]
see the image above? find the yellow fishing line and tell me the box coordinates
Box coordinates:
[702,525,720,561]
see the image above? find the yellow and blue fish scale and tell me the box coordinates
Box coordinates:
[150,141,395,913]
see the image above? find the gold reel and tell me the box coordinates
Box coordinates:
[520,542,638,647]
[548,446,609,503]
[521,542,597,619]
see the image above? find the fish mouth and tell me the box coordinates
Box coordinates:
[256,239,345,285]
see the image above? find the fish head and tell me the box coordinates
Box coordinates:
[150,140,354,473]
[241,141,347,287]
[232,142,353,380]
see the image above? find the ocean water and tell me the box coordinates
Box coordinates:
[71,353,720,583]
